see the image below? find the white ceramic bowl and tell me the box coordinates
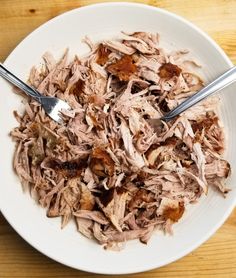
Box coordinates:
[0,3,235,275]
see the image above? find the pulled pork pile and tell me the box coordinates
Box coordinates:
[11,32,230,250]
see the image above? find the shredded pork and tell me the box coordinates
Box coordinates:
[11,32,230,250]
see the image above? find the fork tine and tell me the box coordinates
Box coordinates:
[0,63,72,124]
[40,97,71,123]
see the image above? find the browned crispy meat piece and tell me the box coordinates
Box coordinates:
[89,147,115,177]
[163,202,185,222]
[69,79,84,96]
[106,55,137,81]
[96,44,111,66]
[46,156,88,179]
[159,62,182,78]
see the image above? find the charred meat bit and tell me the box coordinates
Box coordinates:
[69,79,84,96]
[161,137,178,147]
[163,202,185,222]
[99,188,115,207]
[89,147,115,177]
[159,99,170,113]
[192,114,219,133]
[158,62,182,79]
[96,44,111,66]
[47,156,88,179]
[106,55,137,81]
[137,171,149,183]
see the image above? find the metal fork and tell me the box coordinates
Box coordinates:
[148,66,236,131]
[0,63,71,123]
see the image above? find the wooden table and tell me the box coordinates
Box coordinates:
[0,1,236,277]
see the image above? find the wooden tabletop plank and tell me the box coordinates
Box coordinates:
[0,0,236,277]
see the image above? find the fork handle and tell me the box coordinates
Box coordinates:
[163,66,236,121]
[0,63,42,101]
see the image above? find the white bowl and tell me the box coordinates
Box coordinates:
[0,3,235,275]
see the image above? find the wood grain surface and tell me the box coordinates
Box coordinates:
[0,1,236,277]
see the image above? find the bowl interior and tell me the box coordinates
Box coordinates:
[0,3,235,275]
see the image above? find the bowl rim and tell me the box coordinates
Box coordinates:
[1,2,235,275]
